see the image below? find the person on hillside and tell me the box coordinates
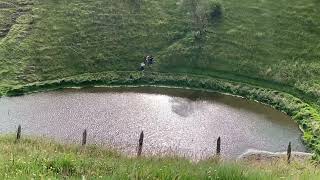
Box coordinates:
[145,55,150,65]
[149,55,155,65]
[140,62,145,71]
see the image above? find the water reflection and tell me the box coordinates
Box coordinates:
[170,98,195,117]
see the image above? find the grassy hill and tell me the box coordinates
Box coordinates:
[0,0,319,98]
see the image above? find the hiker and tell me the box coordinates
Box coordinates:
[138,55,156,71]
[139,62,145,71]
[145,55,150,65]
[149,55,155,65]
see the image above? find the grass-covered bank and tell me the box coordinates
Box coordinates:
[0,135,319,179]
[0,1,319,115]
[1,0,320,102]
[3,71,320,156]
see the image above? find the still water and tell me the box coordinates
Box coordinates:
[0,87,306,159]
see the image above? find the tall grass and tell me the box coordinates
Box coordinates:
[0,135,319,179]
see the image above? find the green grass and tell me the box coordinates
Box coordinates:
[0,0,319,102]
[0,0,319,107]
[1,135,320,179]
[0,0,319,98]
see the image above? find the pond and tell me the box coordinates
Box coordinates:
[0,87,306,159]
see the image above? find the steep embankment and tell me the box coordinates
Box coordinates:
[0,0,319,95]
[0,0,320,154]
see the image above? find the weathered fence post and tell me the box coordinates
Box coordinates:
[16,125,21,142]
[82,129,87,146]
[137,131,144,157]
[287,142,292,164]
[216,136,221,157]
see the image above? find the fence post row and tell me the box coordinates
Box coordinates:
[216,136,221,157]
[12,126,293,163]
[82,129,87,146]
[16,125,21,142]
[137,131,144,157]
[287,142,292,164]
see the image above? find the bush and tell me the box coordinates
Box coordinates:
[46,155,76,176]
[208,0,222,20]
[181,0,223,39]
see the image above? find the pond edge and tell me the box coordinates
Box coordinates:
[1,71,320,158]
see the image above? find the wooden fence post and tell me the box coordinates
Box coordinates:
[16,125,21,142]
[287,142,292,164]
[216,136,221,157]
[137,131,144,157]
[82,129,87,146]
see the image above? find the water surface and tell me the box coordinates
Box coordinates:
[0,87,306,159]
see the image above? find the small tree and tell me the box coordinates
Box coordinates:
[183,0,222,38]
[208,0,222,20]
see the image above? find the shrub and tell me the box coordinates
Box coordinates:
[208,0,222,20]
[46,155,76,176]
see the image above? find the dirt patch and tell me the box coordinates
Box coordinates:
[0,2,33,38]
[0,2,15,9]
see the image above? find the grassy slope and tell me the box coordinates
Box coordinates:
[0,0,319,100]
[1,135,320,179]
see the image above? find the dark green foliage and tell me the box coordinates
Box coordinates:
[209,1,222,20]
[182,0,222,36]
